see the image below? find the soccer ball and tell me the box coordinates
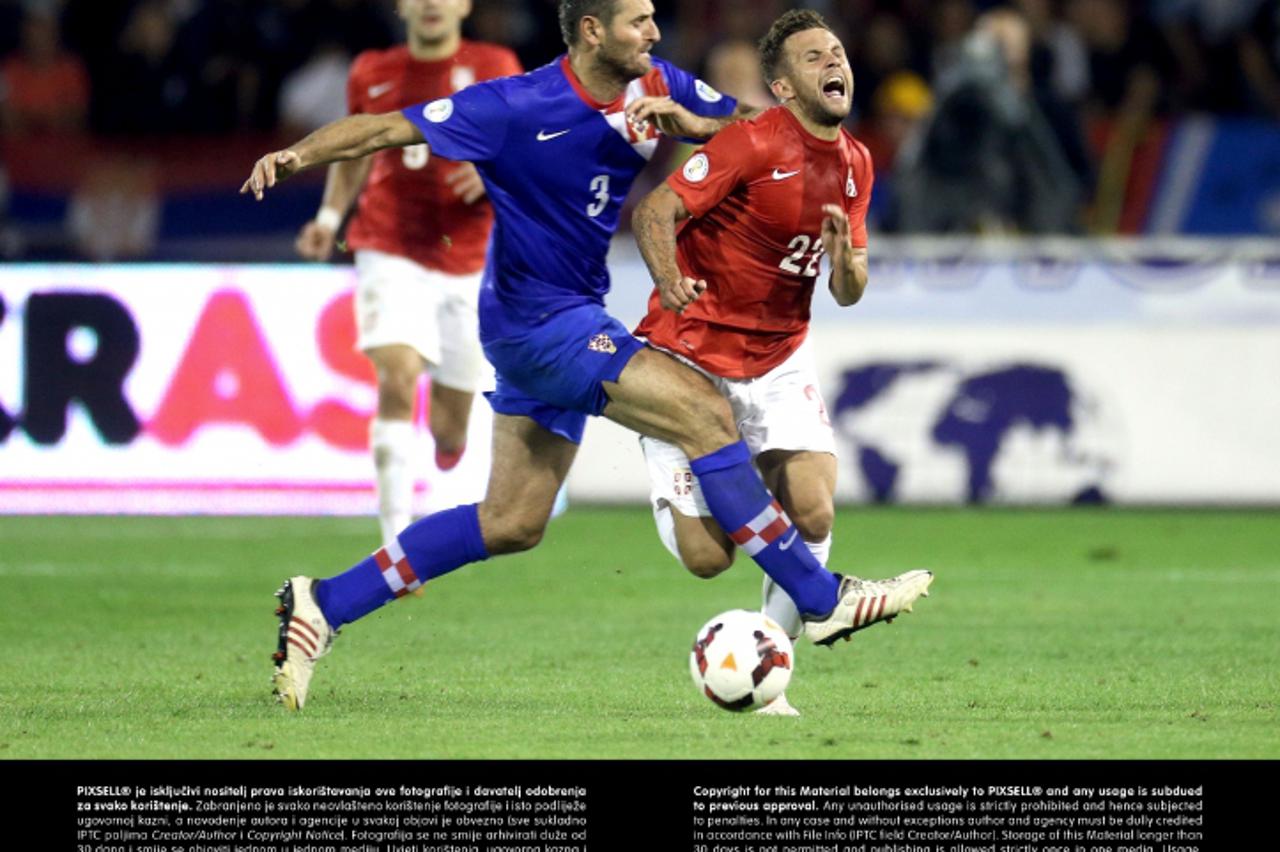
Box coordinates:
[689,609,793,712]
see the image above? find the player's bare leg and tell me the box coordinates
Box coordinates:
[367,343,426,545]
[757,450,836,549]
[663,509,735,578]
[428,381,473,471]
[475,414,577,554]
[603,347,740,456]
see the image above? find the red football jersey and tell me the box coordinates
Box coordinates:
[634,106,874,378]
[344,41,522,274]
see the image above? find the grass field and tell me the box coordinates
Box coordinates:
[0,508,1276,760]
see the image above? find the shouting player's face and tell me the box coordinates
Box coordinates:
[778,28,853,127]
[399,0,471,46]
[596,0,660,81]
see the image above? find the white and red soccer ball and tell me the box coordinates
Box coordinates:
[690,609,793,712]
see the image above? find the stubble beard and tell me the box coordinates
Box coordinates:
[796,86,848,128]
[594,41,650,87]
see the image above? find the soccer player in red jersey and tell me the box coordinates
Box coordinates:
[295,0,521,545]
[632,10,876,712]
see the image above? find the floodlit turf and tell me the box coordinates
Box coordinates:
[0,508,1276,760]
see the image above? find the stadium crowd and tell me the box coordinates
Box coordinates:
[1,0,1278,250]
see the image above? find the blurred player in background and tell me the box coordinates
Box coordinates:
[295,0,521,545]
[244,0,932,712]
[632,9,877,715]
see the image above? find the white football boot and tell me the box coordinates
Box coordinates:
[271,576,336,710]
[755,692,801,717]
[803,570,934,646]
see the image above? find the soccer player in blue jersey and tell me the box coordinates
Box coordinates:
[243,0,933,711]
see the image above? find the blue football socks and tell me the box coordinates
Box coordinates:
[315,503,489,628]
[689,441,840,616]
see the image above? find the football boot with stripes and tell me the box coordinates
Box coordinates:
[271,576,336,710]
[803,570,934,646]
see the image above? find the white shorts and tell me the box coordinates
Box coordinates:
[640,337,836,517]
[354,249,489,392]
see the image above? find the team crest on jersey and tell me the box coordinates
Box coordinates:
[451,65,475,92]
[602,71,668,161]
[695,79,723,103]
[846,168,857,197]
[588,333,617,354]
[424,98,453,123]
[683,153,710,183]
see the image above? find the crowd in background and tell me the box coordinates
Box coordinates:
[1,0,1278,246]
[4,0,1278,134]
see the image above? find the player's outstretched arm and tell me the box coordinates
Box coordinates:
[633,184,705,313]
[241,112,424,201]
[821,203,868,306]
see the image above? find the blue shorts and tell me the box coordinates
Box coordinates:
[482,303,645,444]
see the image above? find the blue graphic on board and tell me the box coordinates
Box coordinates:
[833,362,1113,504]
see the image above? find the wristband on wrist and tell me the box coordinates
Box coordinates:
[315,207,343,231]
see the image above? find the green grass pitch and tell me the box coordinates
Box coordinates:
[0,508,1276,760]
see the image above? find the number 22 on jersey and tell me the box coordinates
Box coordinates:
[778,234,825,277]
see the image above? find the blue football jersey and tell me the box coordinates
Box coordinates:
[402,55,736,340]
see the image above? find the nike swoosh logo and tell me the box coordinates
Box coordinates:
[537,129,571,141]
[778,531,799,550]
[772,168,800,181]
[367,82,393,98]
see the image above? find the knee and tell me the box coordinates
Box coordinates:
[790,502,834,543]
[480,511,547,555]
[679,541,735,579]
[377,364,420,403]
[370,349,422,402]
[490,521,546,555]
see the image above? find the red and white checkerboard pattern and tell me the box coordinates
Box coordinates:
[374,538,422,598]
[728,500,793,557]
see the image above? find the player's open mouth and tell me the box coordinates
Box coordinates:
[822,77,847,100]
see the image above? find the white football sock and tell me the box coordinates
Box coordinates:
[806,532,832,567]
[370,418,417,546]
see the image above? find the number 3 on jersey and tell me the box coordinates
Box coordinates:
[779,234,825,277]
[587,174,610,218]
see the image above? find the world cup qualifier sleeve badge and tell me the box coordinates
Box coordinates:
[587,333,617,354]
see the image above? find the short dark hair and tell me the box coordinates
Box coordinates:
[758,9,834,82]
[559,0,619,47]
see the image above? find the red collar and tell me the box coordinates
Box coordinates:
[560,55,625,112]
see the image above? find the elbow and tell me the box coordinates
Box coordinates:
[831,278,867,307]
[355,114,416,159]
[635,187,683,231]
